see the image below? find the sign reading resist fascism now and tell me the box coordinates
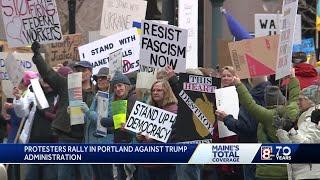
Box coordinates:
[125,101,177,143]
[1,0,63,47]
[78,28,140,75]
[140,20,188,73]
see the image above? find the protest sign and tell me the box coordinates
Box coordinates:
[19,104,36,144]
[78,28,140,74]
[68,72,84,125]
[109,49,123,78]
[96,91,109,136]
[5,53,24,86]
[178,0,198,69]
[275,0,299,80]
[174,73,220,142]
[254,14,301,44]
[293,38,315,55]
[30,78,49,110]
[0,52,39,81]
[0,0,63,47]
[217,40,233,68]
[112,100,127,129]
[228,35,279,79]
[140,20,188,73]
[215,86,239,138]
[136,72,157,90]
[100,0,147,36]
[125,101,177,143]
[1,80,13,98]
[44,34,84,66]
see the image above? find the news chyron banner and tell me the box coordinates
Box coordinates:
[0,144,317,164]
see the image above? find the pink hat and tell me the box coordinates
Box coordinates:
[23,71,39,86]
[57,66,73,77]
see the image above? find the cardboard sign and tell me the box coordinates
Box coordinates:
[96,91,109,136]
[254,14,301,44]
[228,35,279,79]
[140,20,188,73]
[0,0,63,47]
[30,78,49,110]
[174,73,220,142]
[215,86,239,138]
[275,0,299,80]
[112,100,127,129]
[178,0,198,69]
[0,52,39,81]
[5,53,24,86]
[44,34,84,66]
[217,40,233,68]
[125,101,177,143]
[109,49,123,78]
[78,28,140,75]
[100,0,147,36]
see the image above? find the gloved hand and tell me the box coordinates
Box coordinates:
[80,102,90,113]
[273,115,283,129]
[311,109,320,124]
[31,41,40,54]
[273,115,294,132]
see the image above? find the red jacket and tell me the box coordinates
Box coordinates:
[282,63,319,89]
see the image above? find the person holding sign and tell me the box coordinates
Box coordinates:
[136,79,177,180]
[233,69,300,180]
[101,70,136,180]
[31,42,93,180]
[84,67,114,180]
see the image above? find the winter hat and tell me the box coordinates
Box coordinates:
[57,66,73,77]
[300,85,320,104]
[73,61,93,69]
[264,86,286,106]
[23,71,39,86]
[93,67,110,81]
[111,71,131,87]
[292,52,307,65]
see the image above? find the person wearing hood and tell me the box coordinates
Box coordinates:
[276,85,320,180]
[282,52,318,89]
[234,69,300,180]
[101,70,137,180]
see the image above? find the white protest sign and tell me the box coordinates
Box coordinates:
[68,72,84,125]
[19,105,36,144]
[5,53,24,86]
[125,101,177,143]
[215,86,239,138]
[275,0,299,80]
[109,49,123,78]
[30,78,49,110]
[1,80,14,98]
[0,0,63,47]
[178,0,198,69]
[96,91,109,136]
[78,28,140,75]
[100,0,147,36]
[140,20,188,73]
[254,14,301,44]
[136,72,156,89]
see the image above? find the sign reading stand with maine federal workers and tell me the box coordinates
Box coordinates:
[140,20,188,73]
[125,101,177,143]
[0,0,63,47]
[78,28,140,75]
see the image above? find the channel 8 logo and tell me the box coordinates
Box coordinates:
[261,146,273,160]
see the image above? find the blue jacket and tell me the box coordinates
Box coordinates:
[84,94,114,144]
[223,81,271,142]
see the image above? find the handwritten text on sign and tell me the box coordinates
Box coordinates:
[78,28,140,75]
[125,101,177,143]
[140,21,188,73]
[1,0,63,47]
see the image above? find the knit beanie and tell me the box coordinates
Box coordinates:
[300,85,320,104]
[111,71,131,87]
[264,86,286,106]
[57,66,73,77]
[23,71,39,86]
[292,52,307,65]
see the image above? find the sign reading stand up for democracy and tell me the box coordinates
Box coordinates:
[140,20,188,73]
[0,0,63,47]
[125,101,177,143]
